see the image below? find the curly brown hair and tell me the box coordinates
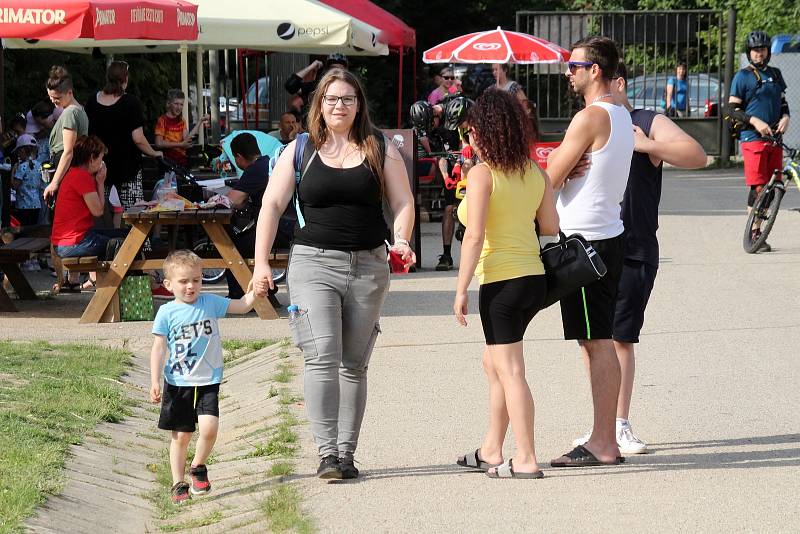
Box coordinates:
[468,88,532,176]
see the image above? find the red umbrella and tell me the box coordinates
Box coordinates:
[423,26,569,64]
[0,0,198,41]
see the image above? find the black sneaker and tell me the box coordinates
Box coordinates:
[317,455,342,480]
[339,455,359,480]
[189,464,211,495]
[435,254,453,271]
[758,241,772,252]
[171,481,191,504]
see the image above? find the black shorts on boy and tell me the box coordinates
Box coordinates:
[158,382,220,433]
[559,235,624,340]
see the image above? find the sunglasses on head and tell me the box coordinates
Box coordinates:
[566,61,594,74]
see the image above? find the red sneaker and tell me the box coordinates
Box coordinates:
[170,481,191,504]
[151,285,174,299]
[189,464,211,495]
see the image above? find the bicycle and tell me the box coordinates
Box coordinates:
[742,135,800,253]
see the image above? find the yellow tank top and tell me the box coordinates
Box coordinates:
[457,162,545,284]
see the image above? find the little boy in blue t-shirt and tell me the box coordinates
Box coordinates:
[150,249,256,504]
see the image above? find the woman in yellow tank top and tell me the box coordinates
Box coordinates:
[454,89,559,479]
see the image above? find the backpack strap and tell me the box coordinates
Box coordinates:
[292,133,317,228]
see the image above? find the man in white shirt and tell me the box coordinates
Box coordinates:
[546,36,633,468]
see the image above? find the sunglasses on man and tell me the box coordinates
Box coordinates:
[565,61,595,74]
[441,75,455,80]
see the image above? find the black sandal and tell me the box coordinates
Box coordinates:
[457,448,501,470]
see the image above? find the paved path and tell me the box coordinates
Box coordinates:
[295,169,800,532]
[6,168,800,531]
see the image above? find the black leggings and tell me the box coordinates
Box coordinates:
[478,275,547,345]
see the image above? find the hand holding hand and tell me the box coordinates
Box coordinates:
[454,292,468,326]
[251,262,273,298]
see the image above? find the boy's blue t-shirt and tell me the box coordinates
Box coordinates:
[730,66,787,143]
[152,293,230,387]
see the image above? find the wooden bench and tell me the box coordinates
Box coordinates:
[0,237,51,312]
[61,250,290,321]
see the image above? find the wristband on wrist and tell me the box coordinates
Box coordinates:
[394,238,410,247]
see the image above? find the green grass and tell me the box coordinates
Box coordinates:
[221,339,274,353]
[222,339,279,366]
[272,363,293,384]
[159,511,224,532]
[268,461,294,477]
[262,484,315,534]
[0,341,130,534]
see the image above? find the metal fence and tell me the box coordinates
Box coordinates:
[516,10,732,155]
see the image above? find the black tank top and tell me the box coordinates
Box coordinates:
[292,154,389,251]
[621,109,662,266]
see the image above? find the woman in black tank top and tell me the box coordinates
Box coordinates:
[252,69,415,480]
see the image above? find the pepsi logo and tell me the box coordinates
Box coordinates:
[277,22,295,40]
[473,42,501,51]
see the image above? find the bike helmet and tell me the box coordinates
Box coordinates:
[745,31,771,66]
[443,96,473,130]
[409,100,434,136]
[325,53,349,69]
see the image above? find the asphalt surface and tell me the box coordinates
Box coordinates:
[3,167,799,532]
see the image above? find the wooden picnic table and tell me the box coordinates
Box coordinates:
[78,206,277,323]
[0,237,51,312]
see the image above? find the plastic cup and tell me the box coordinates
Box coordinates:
[388,249,409,274]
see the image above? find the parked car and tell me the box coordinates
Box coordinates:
[216,77,271,131]
[772,34,800,54]
[626,73,721,117]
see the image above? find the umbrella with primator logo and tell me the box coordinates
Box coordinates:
[423,26,569,64]
[0,0,198,41]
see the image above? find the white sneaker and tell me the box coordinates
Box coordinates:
[616,420,648,454]
[571,428,592,448]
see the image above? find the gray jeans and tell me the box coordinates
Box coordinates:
[287,244,390,457]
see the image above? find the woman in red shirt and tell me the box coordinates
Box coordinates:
[51,135,124,291]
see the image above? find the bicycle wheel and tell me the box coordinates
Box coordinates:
[743,184,784,253]
[192,239,226,284]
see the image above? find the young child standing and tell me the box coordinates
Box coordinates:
[11,134,45,228]
[149,250,256,504]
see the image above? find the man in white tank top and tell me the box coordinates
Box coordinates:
[545,36,633,468]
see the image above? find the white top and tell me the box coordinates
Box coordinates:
[556,101,634,240]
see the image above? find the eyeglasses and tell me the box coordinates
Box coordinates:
[566,61,595,74]
[322,94,358,106]
[442,75,455,80]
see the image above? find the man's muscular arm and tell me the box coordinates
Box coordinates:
[546,109,598,190]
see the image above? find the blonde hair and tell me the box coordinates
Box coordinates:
[163,250,202,279]
[305,68,385,193]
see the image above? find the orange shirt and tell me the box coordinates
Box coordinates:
[155,114,188,166]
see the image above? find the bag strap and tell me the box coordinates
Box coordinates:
[292,133,317,228]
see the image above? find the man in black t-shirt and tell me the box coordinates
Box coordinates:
[223,133,292,298]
